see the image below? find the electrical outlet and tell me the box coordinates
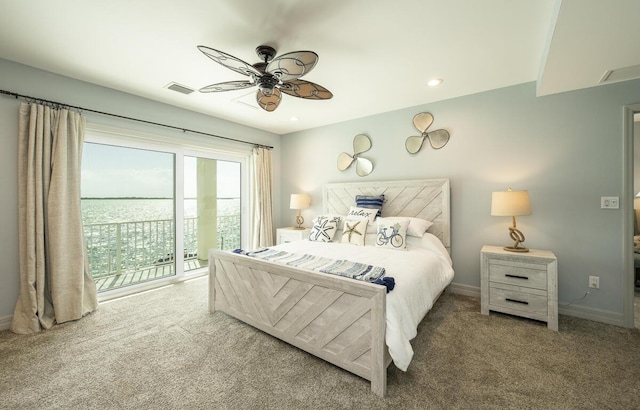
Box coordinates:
[588,276,600,289]
[601,197,619,209]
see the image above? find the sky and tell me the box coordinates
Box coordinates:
[81,142,241,198]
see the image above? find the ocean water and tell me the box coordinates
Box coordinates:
[81,198,239,225]
[82,198,241,278]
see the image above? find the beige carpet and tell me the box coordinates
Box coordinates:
[1,277,640,409]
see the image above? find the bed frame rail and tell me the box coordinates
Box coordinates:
[209,249,389,397]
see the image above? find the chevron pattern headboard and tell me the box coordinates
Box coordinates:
[323,179,450,252]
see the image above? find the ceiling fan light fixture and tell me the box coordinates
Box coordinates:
[260,86,274,97]
[257,87,282,112]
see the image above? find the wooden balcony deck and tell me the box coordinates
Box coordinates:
[94,258,207,292]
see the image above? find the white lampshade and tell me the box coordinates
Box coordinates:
[491,190,531,216]
[290,193,310,210]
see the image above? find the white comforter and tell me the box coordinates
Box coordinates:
[273,233,454,371]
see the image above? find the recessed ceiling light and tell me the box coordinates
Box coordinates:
[427,78,443,87]
[290,116,299,122]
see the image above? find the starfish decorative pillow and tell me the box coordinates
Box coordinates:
[341,218,368,246]
[308,215,342,242]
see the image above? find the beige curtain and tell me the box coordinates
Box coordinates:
[11,103,98,334]
[251,147,275,249]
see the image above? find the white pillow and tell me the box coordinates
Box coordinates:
[377,216,433,237]
[375,217,409,250]
[346,206,377,224]
[341,218,368,246]
[406,217,434,237]
[308,215,342,242]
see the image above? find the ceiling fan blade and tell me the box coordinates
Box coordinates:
[279,80,333,100]
[266,51,318,82]
[197,45,261,77]
[199,80,255,93]
[413,112,434,133]
[256,87,282,112]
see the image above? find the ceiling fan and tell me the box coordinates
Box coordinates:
[197,44,333,112]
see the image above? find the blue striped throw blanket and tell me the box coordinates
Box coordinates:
[243,248,386,282]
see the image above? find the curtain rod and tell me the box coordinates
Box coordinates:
[0,89,274,150]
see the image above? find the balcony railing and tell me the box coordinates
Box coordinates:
[84,215,240,280]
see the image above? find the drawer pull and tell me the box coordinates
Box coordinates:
[506,298,529,305]
[505,274,528,280]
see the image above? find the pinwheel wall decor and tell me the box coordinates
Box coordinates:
[197,44,333,112]
[405,112,450,154]
[337,134,374,177]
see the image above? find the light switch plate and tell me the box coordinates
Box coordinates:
[601,196,619,209]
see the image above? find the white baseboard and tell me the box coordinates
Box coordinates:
[447,283,624,327]
[558,304,625,327]
[0,314,12,331]
[448,282,481,298]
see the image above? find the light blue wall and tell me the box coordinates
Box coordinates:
[2,55,639,327]
[280,80,640,323]
[0,58,282,323]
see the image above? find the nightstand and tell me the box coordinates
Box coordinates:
[276,227,310,245]
[480,245,558,331]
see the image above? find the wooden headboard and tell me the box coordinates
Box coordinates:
[323,179,451,251]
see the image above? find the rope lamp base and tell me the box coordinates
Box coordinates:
[504,226,529,253]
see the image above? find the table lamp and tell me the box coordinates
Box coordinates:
[491,188,532,252]
[290,193,310,229]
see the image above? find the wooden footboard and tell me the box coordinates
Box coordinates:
[209,249,390,397]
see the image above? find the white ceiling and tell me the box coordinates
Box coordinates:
[0,0,637,135]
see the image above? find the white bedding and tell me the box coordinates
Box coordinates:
[273,233,454,371]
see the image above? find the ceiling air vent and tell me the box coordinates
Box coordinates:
[165,82,195,95]
[599,64,640,85]
[231,90,259,110]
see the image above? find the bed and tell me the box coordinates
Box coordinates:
[208,179,453,397]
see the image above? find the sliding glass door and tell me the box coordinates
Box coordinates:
[82,143,176,292]
[81,129,248,294]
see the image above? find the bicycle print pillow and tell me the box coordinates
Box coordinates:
[309,215,342,242]
[375,217,409,250]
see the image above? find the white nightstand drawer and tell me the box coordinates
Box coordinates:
[489,260,547,290]
[489,283,548,316]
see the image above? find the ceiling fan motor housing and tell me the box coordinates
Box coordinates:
[258,74,279,96]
